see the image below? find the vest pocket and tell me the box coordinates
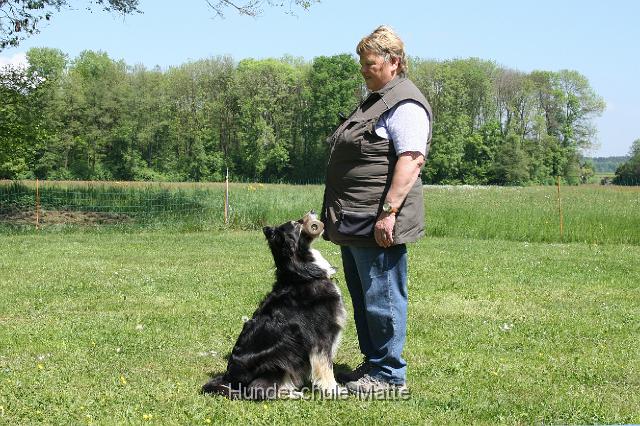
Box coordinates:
[337,210,377,237]
[362,120,393,156]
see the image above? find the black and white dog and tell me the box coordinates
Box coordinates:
[202,212,345,399]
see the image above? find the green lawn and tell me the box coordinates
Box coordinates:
[1,231,638,424]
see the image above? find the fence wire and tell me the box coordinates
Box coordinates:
[0,181,224,227]
[1,180,639,246]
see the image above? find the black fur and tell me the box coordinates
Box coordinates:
[202,219,344,399]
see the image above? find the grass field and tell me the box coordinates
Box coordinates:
[1,183,639,424]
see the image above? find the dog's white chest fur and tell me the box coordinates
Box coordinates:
[310,247,346,336]
[310,248,337,278]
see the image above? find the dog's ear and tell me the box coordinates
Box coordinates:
[263,226,275,240]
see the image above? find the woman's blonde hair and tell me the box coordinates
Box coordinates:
[356,25,407,76]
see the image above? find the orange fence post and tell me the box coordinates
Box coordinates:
[224,168,229,225]
[556,176,563,240]
[35,178,40,230]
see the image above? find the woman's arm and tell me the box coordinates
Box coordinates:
[374,151,424,248]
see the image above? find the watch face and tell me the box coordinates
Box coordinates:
[383,202,391,212]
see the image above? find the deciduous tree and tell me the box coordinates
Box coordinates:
[613,139,640,185]
[1,1,319,50]
[0,0,140,50]
[205,0,318,17]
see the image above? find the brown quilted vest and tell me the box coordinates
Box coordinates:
[322,76,432,247]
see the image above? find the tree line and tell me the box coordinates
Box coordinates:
[612,140,640,185]
[588,156,629,173]
[1,47,608,185]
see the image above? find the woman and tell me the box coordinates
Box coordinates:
[322,25,432,395]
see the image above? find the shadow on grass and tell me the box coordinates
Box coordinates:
[200,362,357,400]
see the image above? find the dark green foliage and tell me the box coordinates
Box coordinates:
[297,54,361,181]
[491,134,530,185]
[613,139,640,185]
[1,51,608,185]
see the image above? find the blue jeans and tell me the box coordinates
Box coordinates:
[340,244,408,385]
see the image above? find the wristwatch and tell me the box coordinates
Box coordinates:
[382,202,398,215]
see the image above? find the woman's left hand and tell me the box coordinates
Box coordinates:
[374,213,396,248]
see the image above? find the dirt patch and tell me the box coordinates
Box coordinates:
[0,209,132,226]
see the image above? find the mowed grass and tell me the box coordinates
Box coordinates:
[1,230,639,424]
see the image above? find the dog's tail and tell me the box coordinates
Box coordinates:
[201,375,240,399]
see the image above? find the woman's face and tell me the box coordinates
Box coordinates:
[359,50,399,91]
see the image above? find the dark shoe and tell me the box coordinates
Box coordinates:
[335,359,372,384]
[345,374,407,398]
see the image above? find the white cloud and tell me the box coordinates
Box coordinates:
[0,52,29,69]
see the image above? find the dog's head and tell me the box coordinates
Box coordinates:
[262,211,335,281]
[262,211,320,258]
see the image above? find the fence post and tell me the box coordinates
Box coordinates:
[556,176,563,240]
[224,168,229,225]
[35,178,40,230]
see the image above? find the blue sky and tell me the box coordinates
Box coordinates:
[2,0,638,156]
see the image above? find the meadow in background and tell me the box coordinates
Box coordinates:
[1,180,638,245]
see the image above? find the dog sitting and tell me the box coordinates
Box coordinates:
[202,211,346,399]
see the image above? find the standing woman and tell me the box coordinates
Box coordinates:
[322,25,432,394]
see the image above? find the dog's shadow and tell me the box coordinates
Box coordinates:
[203,360,355,385]
[204,370,227,380]
[200,361,359,399]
